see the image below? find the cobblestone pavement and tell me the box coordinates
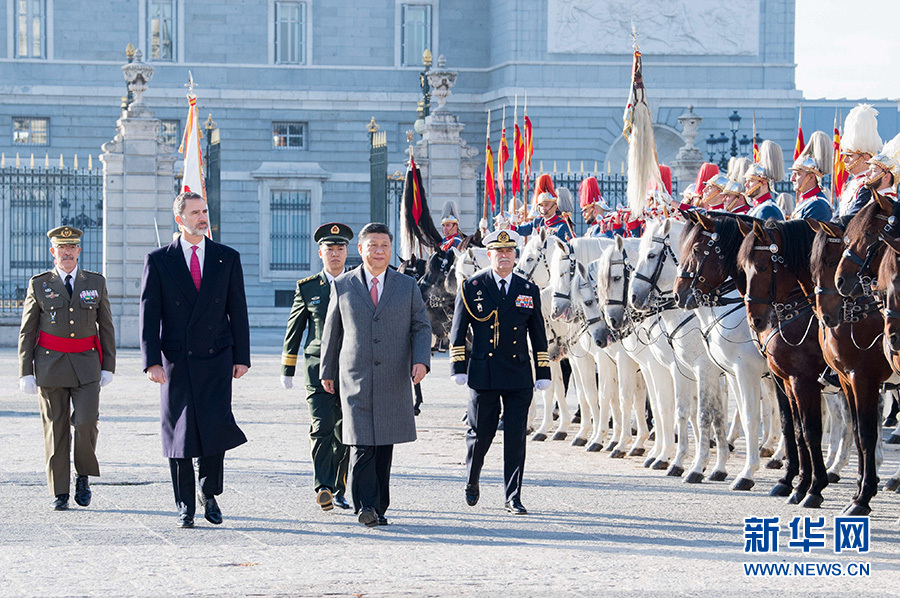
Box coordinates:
[1,348,899,597]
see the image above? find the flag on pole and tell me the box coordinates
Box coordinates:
[793,104,805,161]
[484,112,496,215]
[752,111,760,163]
[833,110,848,200]
[523,112,533,202]
[497,114,509,211]
[512,122,524,197]
[179,74,210,238]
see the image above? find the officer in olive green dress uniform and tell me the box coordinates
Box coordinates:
[18,226,116,511]
[281,223,353,511]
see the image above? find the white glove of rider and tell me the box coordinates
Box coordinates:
[100,370,114,387]
[451,374,468,386]
[479,218,489,233]
[280,375,294,389]
[534,379,551,391]
[19,375,37,395]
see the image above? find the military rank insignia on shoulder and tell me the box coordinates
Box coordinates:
[515,295,533,309]
[298,274,319,286]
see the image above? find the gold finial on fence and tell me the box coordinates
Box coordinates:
[74,154,79,169]
[539,160,543,173]
[16,153,20,168]
[1,153,5,168]
[566,161,571,174]
[30,153,34,169]
[621,161,625,175]
[88,155,93,170]
[580,161,584,174]
[606,161,611,175]
[553,161,557,174]
[45,153,49,168]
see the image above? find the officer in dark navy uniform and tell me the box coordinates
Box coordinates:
[448,229,551,515]
[280,222,354,512]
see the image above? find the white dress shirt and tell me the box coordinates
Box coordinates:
[179,235,206,276]
[492,270,512,296]
[56,265,78,291]
[364,268,385,302]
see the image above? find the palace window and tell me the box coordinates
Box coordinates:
[401,4,431,67]
[16,0,46,58]
[148,0,176,61]
[273,121,306,150]
[160,119,180,148]
[269,190,311,271]
[13,117,49,146]
[274,1,306,65]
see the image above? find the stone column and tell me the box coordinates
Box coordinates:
[414,56,479,234]
[100,50,178,348]
[672,106,705,188]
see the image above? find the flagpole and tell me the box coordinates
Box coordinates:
[832,108,838,204]
[484,110,491,224]
[511,94,518,216]
[752,110,758,162]
[522,91,529,221]
[498,105,506,217]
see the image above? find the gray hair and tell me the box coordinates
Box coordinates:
[359,222,393,241]
[173,191,204,218]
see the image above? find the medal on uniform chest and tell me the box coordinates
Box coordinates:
[477,303,483,313]
[50,310,56,324]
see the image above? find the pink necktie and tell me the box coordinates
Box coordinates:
[190,246,201,290]
[370,277,378,307]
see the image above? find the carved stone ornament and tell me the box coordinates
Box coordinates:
[122,49,154,107]
[426,55,457,113]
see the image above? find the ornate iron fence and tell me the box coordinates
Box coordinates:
[0,164,103,313]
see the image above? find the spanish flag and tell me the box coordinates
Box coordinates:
[523,113,533,199]
[752,111,760,163]
[793,105,805,161]
[512,122,524,197]
[497,124,509,207]
[833,111,848,200]
[484,142,496,213]
[179,85,210,238]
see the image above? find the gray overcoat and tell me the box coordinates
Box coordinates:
[320,266,431,446]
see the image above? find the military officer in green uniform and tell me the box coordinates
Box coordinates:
[281,222,353,511]
[18,226,116,511]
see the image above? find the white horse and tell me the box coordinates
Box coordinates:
[530,286,572,441]
[451,246,490,289]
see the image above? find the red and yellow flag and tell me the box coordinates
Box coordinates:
[179,91,211,238]
[497,125,509,207]
[512,122,524,197]
[484,142,496,213]
[752,111,760,163]
[523,114,533,198]
[793,105,805,161]
[833,112,848,201]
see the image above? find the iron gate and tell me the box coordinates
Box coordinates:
[0,164,103,313]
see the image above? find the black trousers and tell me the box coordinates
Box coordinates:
[168,452,225,517]
[349,444,393,515]
[466,387,531,502]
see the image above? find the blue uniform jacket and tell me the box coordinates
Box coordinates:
[748,199,784,221]
[514,214,573,242]
[792,190,833,221]
[449,269,551,390]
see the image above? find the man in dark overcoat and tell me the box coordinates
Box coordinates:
[448,228,551,515]
[320,222,432,527]
[140,191,250,528]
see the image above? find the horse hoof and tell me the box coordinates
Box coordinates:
[651,460,669,471]
[610,449,627,459]
[765,459,783,470]
[885,416,899,428]
[667,465,684,477]
[628,447,645,457]
[887,434,900,445]
[731,478,755,491]
[844,502,871,516]
[585,443,602,452]
[759,447,774,458]
[531,433,547,442]
[685,472,704,484]
[709,470,727,482]
[883,478,900,492]
[800,494,824,509]
[571,437,587,447]
[647,430,655,441]
[787,491,806,505]
[728,443,735,453]
[604,441,617,452]
[769,483,792,497]
[526,427,534,435]
[552,431,567,441]
[571,415,581,424]
[642,457,655,468]
[497,421,505,431]
[827,472,840,484]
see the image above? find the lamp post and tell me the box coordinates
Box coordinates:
[414,49,432,135]
[728,110,742,159]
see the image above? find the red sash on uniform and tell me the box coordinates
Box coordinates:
[36,331,103,366]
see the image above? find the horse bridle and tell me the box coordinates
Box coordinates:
[745,232,813,325]
[552,242,578,302]
[842,212,892,294]
[677,228,741,307]
[633,233,679,311]
[514,236,551,282]
[815,235,882,323]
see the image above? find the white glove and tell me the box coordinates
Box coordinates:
[479,218,489,233]
[19,375,37,395]
[100,371,114,387]
[534,379,551,391]
[451,374,468,386]
[281,375,294,389]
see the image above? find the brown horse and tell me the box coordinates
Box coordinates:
[807,217,891,516]
[835,191,894,298]
[736,218,830,508]
[674,211,800,498]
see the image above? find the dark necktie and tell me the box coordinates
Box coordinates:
[499,278,507,299]
[65,274,73,298]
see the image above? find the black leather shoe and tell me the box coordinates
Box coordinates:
[465,483,479,506]
[200,495,222,525]
[316,487,334,511]
[358,506,378,527]
[178,513,194,528]
[74,475,91,507]
[377,514,389,526]
[505,499,527,515]
[51,494,69,511]
[333,494,351,510]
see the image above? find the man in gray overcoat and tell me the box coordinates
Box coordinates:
[320,222,431,527]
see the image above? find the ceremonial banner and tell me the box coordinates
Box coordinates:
[179,91,210,237]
